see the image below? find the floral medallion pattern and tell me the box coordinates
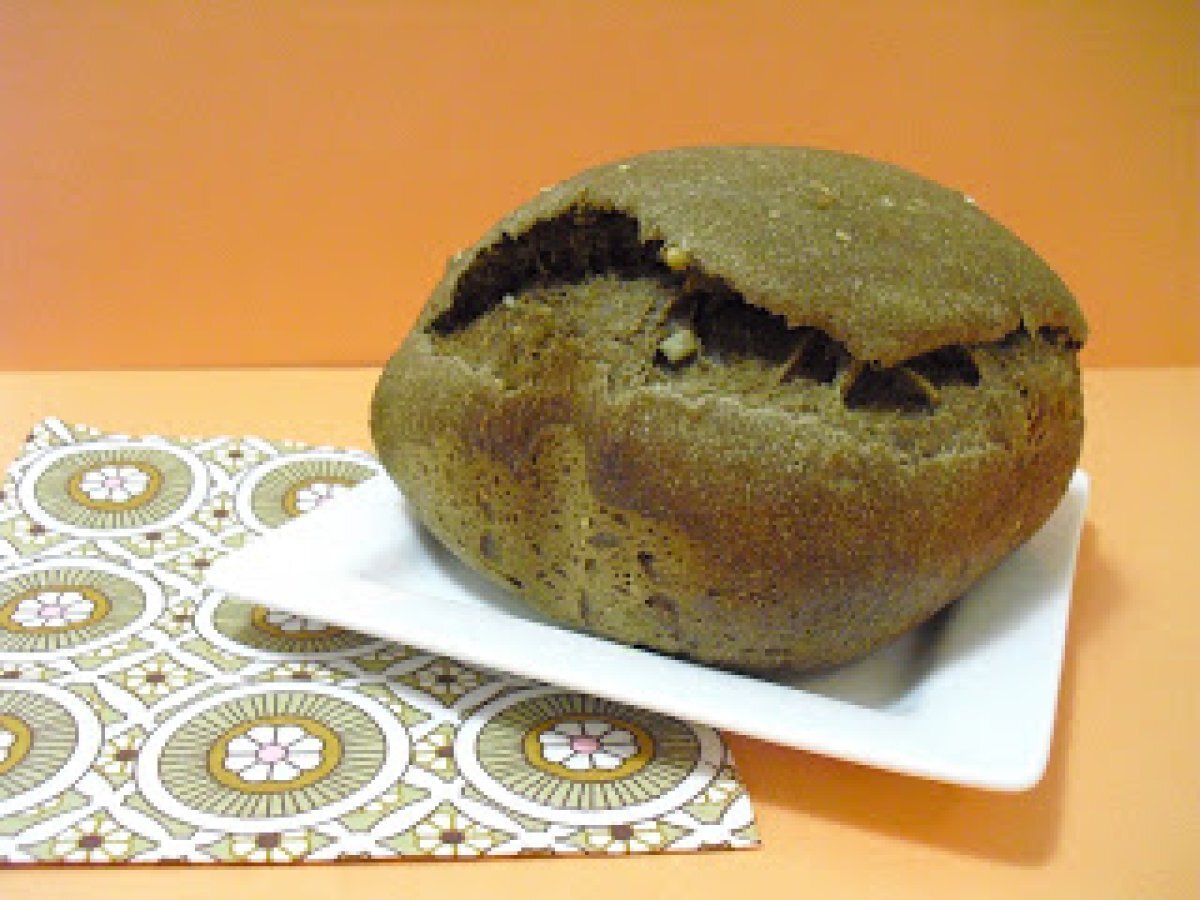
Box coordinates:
[0,560,162,657]
[0,683,102,818]
[460,687,724,827]
[220,721,329,785]
[17,441,206,536]
[534,717,647,775]
[235,453,379,533]
[138,684,407,832]
[197,592,380,659]
[0,419,758,863]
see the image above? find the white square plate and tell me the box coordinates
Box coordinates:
[209,470,1089,791]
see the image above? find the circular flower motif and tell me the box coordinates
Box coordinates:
[235,452,378,532]
[222,723,326,785]
[19,441,207,536]
[260,610,329,635]
[75,464,152,504]
[458,687,723,827]
[10,590,97,630]
[0,560,162,658]
[523,714,652,782]
[137,683,409,832]
[537,720,639,773]
[0,683,103,817]
[197,593,377,659]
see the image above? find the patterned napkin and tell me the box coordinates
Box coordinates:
[0,418,758,863]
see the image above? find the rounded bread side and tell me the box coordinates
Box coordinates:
[371,326,1083,670]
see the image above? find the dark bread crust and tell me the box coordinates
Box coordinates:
[371,146,1085,671]
[425,145,1085,366]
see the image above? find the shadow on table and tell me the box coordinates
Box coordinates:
[730,522,1119,866]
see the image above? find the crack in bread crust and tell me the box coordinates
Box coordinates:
[427,204,1069,421]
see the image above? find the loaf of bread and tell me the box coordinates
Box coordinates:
[371,146,1086,671]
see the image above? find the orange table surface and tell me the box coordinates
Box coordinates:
[0,367,1196,898]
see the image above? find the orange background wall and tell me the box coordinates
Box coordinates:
[1,1,1195,370]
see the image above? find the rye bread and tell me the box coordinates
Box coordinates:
[370,146,1086,671]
